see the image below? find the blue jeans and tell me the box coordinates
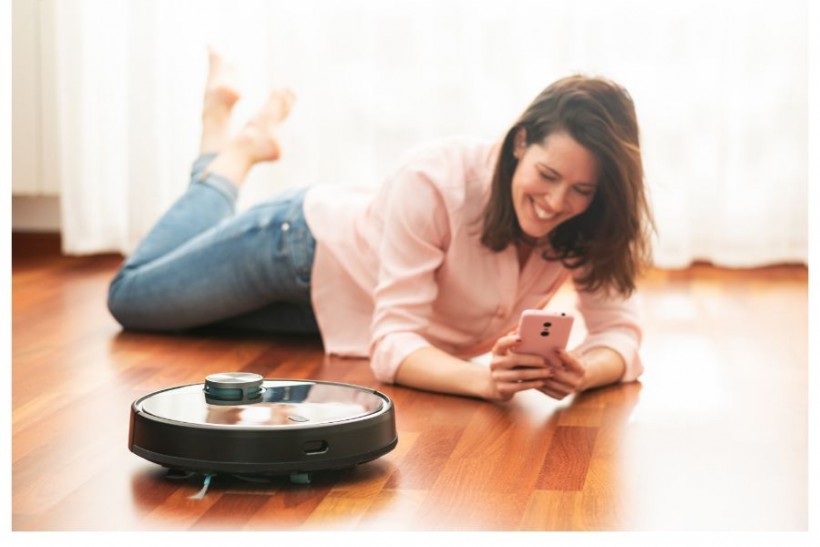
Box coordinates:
[107,154,319,335]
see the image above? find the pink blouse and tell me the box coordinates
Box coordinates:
[303,136,643,384]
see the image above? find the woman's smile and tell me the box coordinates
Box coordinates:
[530,196,559,221]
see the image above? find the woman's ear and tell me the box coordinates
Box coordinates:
[514,127,527,159]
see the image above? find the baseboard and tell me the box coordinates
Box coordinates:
[12,231,62,257]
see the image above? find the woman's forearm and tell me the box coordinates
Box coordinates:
[393,346,492,399]
[579,346,627,390]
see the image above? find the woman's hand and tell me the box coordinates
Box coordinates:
[539,346,634,399]
[486,332,554,401]
[489,333,595,402]
[538,348,589,400]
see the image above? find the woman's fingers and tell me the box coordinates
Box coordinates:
[541,375,577,393]
[491,333,548,374]
[489,357,553,401]
[492,332,521,354]
[536,349,588,400]
[538,384,570,400]
[491,366,552,384]
[555,348,586,375]
[491,351,546,371]
[496,379,547,399]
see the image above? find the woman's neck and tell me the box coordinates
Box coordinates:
[516,242,533,269]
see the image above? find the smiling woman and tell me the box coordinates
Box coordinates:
[106,50,650,404]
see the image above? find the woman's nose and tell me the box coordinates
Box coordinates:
[545,184,568,212]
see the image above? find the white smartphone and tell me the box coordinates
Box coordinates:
[515,309,574,358]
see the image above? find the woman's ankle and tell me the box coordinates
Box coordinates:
[200,142,256,188]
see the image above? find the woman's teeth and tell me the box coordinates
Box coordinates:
[533,201,557,220]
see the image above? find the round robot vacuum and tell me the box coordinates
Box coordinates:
[129,373,398,481]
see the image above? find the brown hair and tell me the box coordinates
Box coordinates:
[480,75,655,296]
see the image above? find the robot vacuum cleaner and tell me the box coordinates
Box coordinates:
[129,373,398,485]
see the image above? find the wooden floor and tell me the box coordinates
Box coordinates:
[11,255,808,531]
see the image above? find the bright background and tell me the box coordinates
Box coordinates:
[10,0,810,268]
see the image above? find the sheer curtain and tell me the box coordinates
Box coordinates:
[40,0,808,267]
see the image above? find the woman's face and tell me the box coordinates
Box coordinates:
[511,130,599,241]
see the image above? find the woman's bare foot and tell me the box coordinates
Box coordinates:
[233,88,296,163]
[200,47,241,154]
[202,89,296,186]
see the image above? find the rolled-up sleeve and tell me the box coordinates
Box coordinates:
[368,165,451,383]
[573,280,644,383]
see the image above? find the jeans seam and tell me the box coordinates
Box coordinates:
[285,200,314,288]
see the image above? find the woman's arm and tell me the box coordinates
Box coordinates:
[394,333,555,401]
[394,346,492,399]
[566,278,645,386]
[579,346,627,388]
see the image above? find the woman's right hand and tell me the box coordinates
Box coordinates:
[485,332,553,401]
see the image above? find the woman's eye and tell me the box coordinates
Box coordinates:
[539,172,556,181]
[574,187,595,197]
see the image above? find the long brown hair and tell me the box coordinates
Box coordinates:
[480,75,654,296]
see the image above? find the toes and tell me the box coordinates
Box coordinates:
[205,47,240,93]
[207,45,227,68]
[266,88,296,122]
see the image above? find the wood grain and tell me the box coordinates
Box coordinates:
[11,256,809,530]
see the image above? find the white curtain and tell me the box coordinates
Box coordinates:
[39,0,808,267]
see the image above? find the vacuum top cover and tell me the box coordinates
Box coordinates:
[137,374,389,429]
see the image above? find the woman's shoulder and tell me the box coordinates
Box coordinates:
[377,136,496,229]
[394,135,495,172]
[388,135,497,196]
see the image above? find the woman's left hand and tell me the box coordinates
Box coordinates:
[538,348,589,400]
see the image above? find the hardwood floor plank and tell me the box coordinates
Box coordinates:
[383,426,463,490]
[411,489,533,530]
[299,491,375,530]
[519,490,583,530]
[535,426,598,491]
[241,474,341,530]
[141,480,225,530]
[355,489,428,531]
[191,493,272,530]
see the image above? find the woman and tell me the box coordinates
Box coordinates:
[108,49,654,402]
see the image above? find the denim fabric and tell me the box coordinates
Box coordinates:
[107,154,319,335]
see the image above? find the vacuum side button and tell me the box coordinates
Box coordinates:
[303,440,329,455]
